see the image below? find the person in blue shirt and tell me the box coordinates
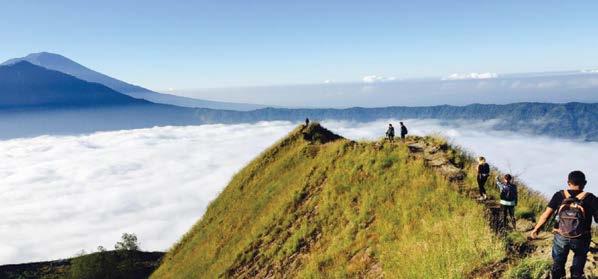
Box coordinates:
[496,174,517,230]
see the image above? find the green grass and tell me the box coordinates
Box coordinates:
[151,125,509,278]
[503,258,551,279]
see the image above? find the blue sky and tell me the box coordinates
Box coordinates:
[2,0,598,90]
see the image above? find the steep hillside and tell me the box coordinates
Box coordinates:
[152,123,582,278]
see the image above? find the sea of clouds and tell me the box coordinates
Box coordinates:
[1,120,596,264]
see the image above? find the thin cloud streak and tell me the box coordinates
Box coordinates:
[442,72,498,80]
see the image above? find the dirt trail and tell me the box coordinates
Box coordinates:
[406,138,597,279]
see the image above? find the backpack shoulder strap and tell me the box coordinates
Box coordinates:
[576,191,588,200]
[563,190,571,199]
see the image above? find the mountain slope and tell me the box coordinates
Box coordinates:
[0,61,206,138]
[2,52,264,111]
[152,124,597,278]
[0,61,146,108]
[2,52,148,94]
[152,124,530,278]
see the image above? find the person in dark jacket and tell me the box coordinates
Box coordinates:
[386,124,395,142]
[400,122,408,140]
[305,118,310,126]
[477,157,490,200]
[496,174,517,230]
[530,170,597,279]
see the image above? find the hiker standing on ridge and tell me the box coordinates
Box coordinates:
[400,122,408,140]
[305,118,310,126]
[530,170,597,279]
[386,124,395,142]
[496,174,517,230]
[477,157,490,201]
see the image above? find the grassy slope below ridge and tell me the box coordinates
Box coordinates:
[153,123,563,278]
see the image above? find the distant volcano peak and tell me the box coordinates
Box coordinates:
[1,52,264,111]
[0,61,145,108]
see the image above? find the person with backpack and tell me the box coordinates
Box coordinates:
[400,122,408,140]
[477,157,490,201]
[496,174,517,230]
[530,170,597,279]
[386,124,395,142]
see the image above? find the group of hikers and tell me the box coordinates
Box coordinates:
[385,122,408,141]
[476,157,597,278]
[477,157,518,229]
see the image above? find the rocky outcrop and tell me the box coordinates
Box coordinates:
[408,140,465,182]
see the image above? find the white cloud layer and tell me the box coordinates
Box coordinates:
[362,75,397,83]
[1,120,597,264]
[443,72,499,80]
[0,122,294,264]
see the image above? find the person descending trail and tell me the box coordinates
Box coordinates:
[305,118,310,126]
[477,157,490,201]
[400,122,408,140]
[496,174,517,230]
[386,124,395,142]
[530,170,598,279]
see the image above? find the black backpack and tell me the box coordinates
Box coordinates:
[557,191,588,238]
[500,183,516,202]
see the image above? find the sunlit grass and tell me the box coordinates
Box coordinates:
[503,258,551,279]
[151,125,549,278]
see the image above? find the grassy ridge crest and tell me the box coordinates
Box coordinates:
[151,124,551,278]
